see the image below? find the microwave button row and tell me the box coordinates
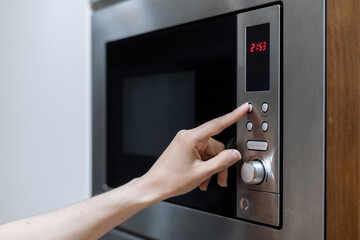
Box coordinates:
[246,121,268,132]
[247,140,268,151]
[247,102,269,113]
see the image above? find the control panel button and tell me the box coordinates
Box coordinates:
[261,103,269,113]
[261,122,269,132]
[241,160,265,184]
[248,103,253,113]
[246,121,253,131]
[247,141,268,151]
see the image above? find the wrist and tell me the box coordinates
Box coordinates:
[129,175,165,206]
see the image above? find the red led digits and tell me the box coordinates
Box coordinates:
[249,41,267,53]
[250,43,255,52]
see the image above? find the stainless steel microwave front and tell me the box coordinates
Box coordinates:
[236,6,280,226]
[93,0,326,239]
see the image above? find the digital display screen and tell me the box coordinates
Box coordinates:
[246,23,270,91]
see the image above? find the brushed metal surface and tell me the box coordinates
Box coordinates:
[237,188,280,226]
[92,0,325,239]
[236,5,280,194]
[91,0,125,10]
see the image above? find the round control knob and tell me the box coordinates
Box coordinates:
[241,160,265,184]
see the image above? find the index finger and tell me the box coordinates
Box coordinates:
[193,102,249,140]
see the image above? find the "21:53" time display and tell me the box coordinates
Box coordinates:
[249,41,268,53]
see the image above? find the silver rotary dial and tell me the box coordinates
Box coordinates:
[241,160,265,184]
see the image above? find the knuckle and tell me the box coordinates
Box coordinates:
[209,138,225,151]
[219,141,225,150]
[176,129,193,143]
[176,129,187,137]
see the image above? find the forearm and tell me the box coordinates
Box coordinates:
[0,177,161,240]
[0,104,247,240]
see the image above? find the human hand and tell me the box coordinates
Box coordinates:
[0,102,250,240]
[140,102,250,201]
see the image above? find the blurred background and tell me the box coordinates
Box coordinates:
[0,0,91,224]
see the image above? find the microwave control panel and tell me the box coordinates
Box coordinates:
[236,5,281,227]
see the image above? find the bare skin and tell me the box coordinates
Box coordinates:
[0,103,249,240]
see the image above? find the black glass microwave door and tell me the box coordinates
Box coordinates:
[107,15,237,218]
[123,71,196,158]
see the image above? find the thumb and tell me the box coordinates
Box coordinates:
[203,149,241,175]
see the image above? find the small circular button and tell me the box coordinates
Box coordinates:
[248,103,253,113]
[261,122,269,132]
[261,103,269,113]
[246,121,253,131]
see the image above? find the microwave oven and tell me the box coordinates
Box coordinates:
[92,0,325,239]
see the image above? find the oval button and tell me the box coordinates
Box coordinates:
[261,122,269,132]
[248,103,253,113]
[246,121,253,131]
[261,103,269,113]
[247,141,268,151]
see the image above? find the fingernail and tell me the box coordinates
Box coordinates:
[219,179,227,187]
[232,150,241,160]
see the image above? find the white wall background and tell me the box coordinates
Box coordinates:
[0,0,91,224]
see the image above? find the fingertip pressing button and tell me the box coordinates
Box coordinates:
[248,103,253,113]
